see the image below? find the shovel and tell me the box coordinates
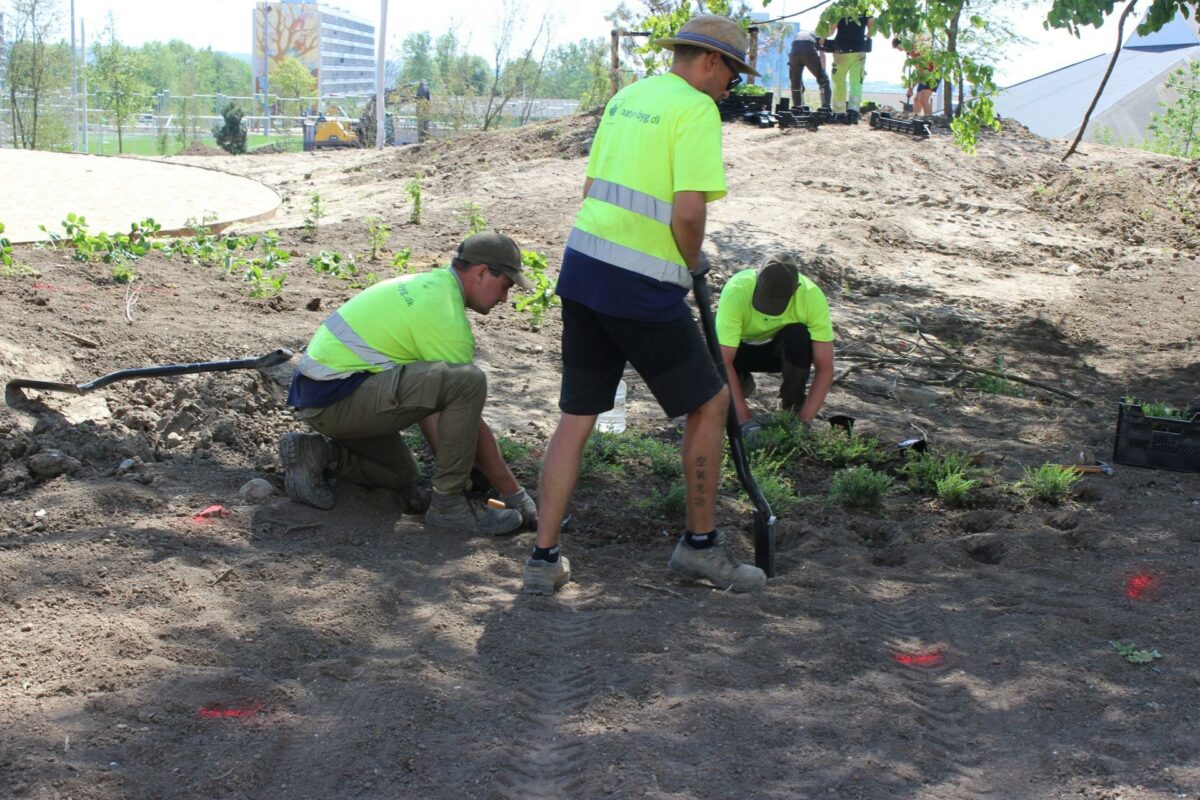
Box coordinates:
[692,270,776,578]
[5,349,294,402]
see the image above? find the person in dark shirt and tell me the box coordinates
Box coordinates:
[789,29,831,109]
[826,14,875,112]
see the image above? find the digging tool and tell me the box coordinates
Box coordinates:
[5,349,294,402]
[691,268,776,578]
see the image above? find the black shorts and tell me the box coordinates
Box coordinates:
[559,298,726,419]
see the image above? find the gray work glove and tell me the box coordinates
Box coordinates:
[503,488,538,531]
[739,419,766,443]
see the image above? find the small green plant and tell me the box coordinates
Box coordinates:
[731,83,767,96]
[365,216,391,261]
[406,179,423,224]
[579,431,630,479]
[1124,396,1188,420]
[498,436,531,466]
[935,472,976,508]
[391,247,413,273]
[899,450,978,494]
[243,262,287,297]
[0,221,14,268]
[1014,463,1080,504]
[349,271,381,289]
[304,192,325,241]
[1138,208,1154,222]
[109,252,137,284]
[745,448,797,514]
[1031,183,1049,196]
[798,427,888,468]
[636,483,688,517]
[1110,640,1162,665]
[40,214,162,264]
[308,250,358,278]
[970,356,1024,397]
[459,201,487,234]
[830,466,895,509]
[513,249,559,328]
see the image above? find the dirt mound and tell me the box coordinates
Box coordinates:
[175,141,223,157]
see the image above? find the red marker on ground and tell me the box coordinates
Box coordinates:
[198,702,262,719]
[1125,573,1155,600]
[894,651,944,668]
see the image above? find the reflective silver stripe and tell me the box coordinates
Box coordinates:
[297,310,395,380]
[567,228,691,289]
[587,178,673,226]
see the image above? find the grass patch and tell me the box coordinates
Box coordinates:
[1014,463,1080,504]
[634,483,687,517]
[498,436,531,466]
[799,427,888,468]
[580,431,681,481]
[830,466,895,509]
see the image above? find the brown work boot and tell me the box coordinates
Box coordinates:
[278,432,335,510]
[397,483,431,514]
[668,532,766,592]
[425,490,521,536]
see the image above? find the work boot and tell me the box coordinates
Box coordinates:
[502,487,538,530]
[523,556,572,595]
[279,432,335,510]
[668,532,766,592]
[397,482,431,514]
[425,490,521,536]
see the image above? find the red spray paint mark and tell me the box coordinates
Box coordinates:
[192,505,231,522]
[894,651,944,669]
[1125,573,1155,600]
[198,702,262,719]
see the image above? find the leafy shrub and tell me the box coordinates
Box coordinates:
[830,466,895,509]
[459,201,487,234]
[365,216,391,261]
[1015,463,1080,504]
[303,192,325,241]
[498,436,530,465]
[308,250,358,278]
[970,355,1024,397]
[213,104,247,154]
[391,247,413,273]
[899,450,977,494]
[406,179,423,224]
[935,472,976,508]
[799,427,888,468]
[513,250,559,328]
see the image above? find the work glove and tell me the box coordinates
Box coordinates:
[503,487,538,530]
[739,419,766,445]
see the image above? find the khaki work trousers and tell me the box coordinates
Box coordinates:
[297,361,486,495]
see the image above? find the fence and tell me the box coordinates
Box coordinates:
[0,91,582,155]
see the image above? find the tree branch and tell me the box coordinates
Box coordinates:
[1062,0,1138,162]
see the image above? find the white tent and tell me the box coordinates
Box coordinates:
[994,11,1200,142]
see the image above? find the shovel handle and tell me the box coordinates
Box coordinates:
[7,349,294,396]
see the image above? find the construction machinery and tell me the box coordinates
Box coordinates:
[312,106,361,148]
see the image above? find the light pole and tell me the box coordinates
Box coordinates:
[375,0,387,149]
[70,0,78,151]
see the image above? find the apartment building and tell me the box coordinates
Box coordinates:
[252,1,376,100]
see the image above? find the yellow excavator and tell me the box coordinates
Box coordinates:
[313,105,360,148]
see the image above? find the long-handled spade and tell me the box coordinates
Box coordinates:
[5,349,295,403]
[691,269,776,578]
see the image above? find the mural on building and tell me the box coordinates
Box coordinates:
[253,2,320,94]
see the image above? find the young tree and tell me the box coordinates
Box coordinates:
[91,20,149,154]
[270,55,316,116]
[1146,61,1200,158]
[481,0,550,130]
[213,103,248,154]
[4,0,70,150]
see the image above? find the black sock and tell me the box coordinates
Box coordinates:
[531,545,559,563]
[685,530,716,549]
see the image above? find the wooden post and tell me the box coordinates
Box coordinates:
[611,30,621,99]
[748,26,759,85]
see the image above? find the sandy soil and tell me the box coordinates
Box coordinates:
[1,113,1199,800]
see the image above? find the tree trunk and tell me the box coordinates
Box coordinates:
[1063,0,1138,161]
[944,3,962,118]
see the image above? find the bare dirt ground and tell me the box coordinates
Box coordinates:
[2,114,1199,800]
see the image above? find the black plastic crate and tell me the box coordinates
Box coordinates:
[1111,403,1200,472]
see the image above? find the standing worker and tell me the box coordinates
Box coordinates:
[523,14,767,596]
[892,36,938,118]
[826,13,875,113]
[279,231,539,536]
[789,28,831,110]
[716,254,836,436]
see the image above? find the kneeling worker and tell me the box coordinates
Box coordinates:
[279,231,538,536]
[716,254,835,435]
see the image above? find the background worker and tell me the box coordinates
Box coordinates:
[892,36,938,117]
[716,254,835,435]
[825,13,875,113]
[523,14,767,596]
[280,231,538,536]
[789,28,831,110]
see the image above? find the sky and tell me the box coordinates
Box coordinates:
[58,0,1122,89]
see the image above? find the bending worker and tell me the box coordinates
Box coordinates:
[789,28,831,110]
[826,13,875,113]
[279,231,538,536]
[716,254,835,435]
[892,36,938,118]
[523,14,767,596]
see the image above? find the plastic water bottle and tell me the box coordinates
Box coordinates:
[596,379,627,433]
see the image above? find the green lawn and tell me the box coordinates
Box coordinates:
[83,133,304,156]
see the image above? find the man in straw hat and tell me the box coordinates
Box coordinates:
[715,253,836,438]
[523,14,767,595]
